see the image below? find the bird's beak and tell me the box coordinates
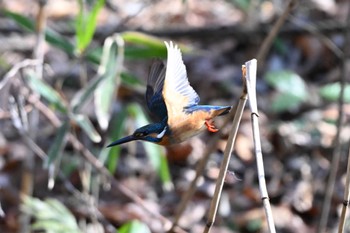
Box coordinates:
[107,135,136,147]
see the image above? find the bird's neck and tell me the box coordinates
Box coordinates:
[144,121,170,144]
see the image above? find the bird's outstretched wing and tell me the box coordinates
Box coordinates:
[146,60,168,120]
[162,41,200,123]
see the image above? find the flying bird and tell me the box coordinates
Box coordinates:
[107,41,231,147]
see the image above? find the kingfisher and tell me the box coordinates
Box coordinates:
[107,41,231,147]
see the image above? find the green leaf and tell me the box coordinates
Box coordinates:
[32,221,81,233]
[121,31,191,50]
[120,72,143,87]
[127,104,172,186]
[61,154,80,178]
[85,47,102,64]
[319,82,350,103]
[87,44,164,62]
[270,92,303,113]
[85,47,142,84]
[265,70,308,112]
[121,31,192,53]
[22,197,82,233]
[105,109,127,173]
[118,220,151,233]
[26,72,67,113]
[121,31,191,59]
[143,141,172,188]
[247,218,263,232]
[72,43,141,116]
[159,153,173,191]
[44,122,70,189]
[71,75,104,112]
[4,11,179,61]
[4,10,75,56]
[94,35,123,130]
[76,0,105,54]
[3,10,34,31]
[89,35,167,61]
[121,31,167,48]
[45,122,70,168]
[46,29,75,55]
[232,0,251,12]
[127,104,159,171]
[70,114,101,143]
[124,46,167,59]
[86,31,192,62]
[265,70,307,95]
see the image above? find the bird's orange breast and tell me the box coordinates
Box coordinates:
[168,110,214,143]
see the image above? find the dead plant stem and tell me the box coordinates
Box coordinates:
[169,108,235,231]
[245,59,276,233]
[203,67,247,233]
[256,0,297,66]
[323,2,350,233]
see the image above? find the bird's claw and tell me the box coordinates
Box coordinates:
[205,119,219,133]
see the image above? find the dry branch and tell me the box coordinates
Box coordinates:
[203,66,247,233]
[320,2,350,233]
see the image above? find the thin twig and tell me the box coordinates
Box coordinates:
[0,59,40,90]
[203,67,247,233]
[319,2,350,233]
[288,16,343,60]
[338,146,350,233]
[256,0,297,66]
[169,110,235,232]
[245,59,276,233]
[33,0,47,79]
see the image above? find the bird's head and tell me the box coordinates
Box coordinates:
[107,122,169,147]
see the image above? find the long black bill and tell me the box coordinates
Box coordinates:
[107,135,136,148]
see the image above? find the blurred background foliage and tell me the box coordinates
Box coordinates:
[0,0,350,232]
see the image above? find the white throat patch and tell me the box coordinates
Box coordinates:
[156,126,167,138]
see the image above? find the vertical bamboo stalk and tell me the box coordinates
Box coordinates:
[203,66,247,233]
[318,2,350,232]
[245,59,276,233]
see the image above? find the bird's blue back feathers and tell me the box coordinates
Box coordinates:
[184,105,231,115]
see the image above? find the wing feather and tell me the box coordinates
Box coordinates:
[146,60,167,120]
[163,41,200,124]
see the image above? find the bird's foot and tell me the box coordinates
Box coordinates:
[205,119,218,133]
